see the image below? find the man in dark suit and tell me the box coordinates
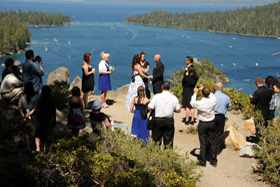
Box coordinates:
[250,77,274,138]
[150,54,164,94]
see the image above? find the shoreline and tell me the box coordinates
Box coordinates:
[125,22,279,38]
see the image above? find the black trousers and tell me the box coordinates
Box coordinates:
[215,114,226,153]
[153,82,162,95]
[198,120,217,165]
[152,117,174,148]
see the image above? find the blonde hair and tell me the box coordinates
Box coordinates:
[100,51,105,58]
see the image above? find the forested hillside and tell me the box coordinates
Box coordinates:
[125,2,280,37]
[0,10,70,56]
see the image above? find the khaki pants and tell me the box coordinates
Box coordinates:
[2,87,23,102]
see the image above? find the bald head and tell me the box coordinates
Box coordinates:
[215,82,223,91]
[154,54,161,63]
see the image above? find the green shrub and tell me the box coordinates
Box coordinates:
[49,80,71,110]
[254,111,280,186]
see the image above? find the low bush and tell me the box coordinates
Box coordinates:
[255,111,280,186]
[49,80,71,110]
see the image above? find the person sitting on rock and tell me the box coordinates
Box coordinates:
[89,100,112,134]
[0,63,24,104]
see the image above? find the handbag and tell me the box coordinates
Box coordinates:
[147,110,154,130]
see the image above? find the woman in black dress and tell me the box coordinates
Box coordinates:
[140,52,151,99]
[35,85,56,152]
[82,53,95,109]
[182,66,199,125]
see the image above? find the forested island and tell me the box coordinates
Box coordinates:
[125,2,280,37]
[0,10,71,56]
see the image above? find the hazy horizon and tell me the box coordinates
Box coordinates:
[2,0,280,4]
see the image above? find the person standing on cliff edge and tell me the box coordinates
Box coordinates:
[150,54,164,95]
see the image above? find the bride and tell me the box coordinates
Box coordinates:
[125,54,151,110]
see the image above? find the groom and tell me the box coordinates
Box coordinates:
[150,54,164,95]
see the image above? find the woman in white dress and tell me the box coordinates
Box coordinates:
[125,54,151,110]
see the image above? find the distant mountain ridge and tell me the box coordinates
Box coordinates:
[83,0,280,4]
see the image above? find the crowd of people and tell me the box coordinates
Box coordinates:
[0,49,279,168]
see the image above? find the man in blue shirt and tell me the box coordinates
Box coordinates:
[214,82,231,154]
[22,50,44,94]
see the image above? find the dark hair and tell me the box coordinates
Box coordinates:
[4,58,14,68]
[255,77,264,85]
[186,56,193,64]
[25,50,34,59]
[162,81,171,90]
[188,66,198,79]
[131,54,140,72]
[202,86,210,97]
[83,53,91,63]
[140,52,145,57]
[137,86,145,104]
[72,86,81,97]
[24,82,35,103]
[265,75,279,88]
[41,85,52,99]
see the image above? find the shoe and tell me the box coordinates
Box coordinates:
[190,121,195,125]
[197,161,206,167]
[182,118,186,122]
[210,161,217,167]
[185,120,190,125]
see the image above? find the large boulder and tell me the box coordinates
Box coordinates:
[47,67,69,85]
[107,84,130,103]
[239,142,261,157]
[243,117,256,134]
[69,76,82,91]
[225,125,246,151]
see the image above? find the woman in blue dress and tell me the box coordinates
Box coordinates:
[130,86,150,143]
[98,51,112,108]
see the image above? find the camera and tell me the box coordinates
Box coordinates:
[196,85,201,89]
[33,55,42,63]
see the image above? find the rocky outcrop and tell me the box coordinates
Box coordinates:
[69,76,82,91]
[243,118,256,134]
[47,66,69,85]
[239,142,261,157]
[107,84,130,103]
[225,126,246,151]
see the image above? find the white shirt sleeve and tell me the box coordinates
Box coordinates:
[148,95,157,109]
[99,61,107,71]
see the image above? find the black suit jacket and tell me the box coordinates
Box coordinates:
[250,86,273,119]
[152,61,164,94]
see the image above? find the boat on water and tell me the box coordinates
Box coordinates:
[246,79,250,82]
[54,38,58,42]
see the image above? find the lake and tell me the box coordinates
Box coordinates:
[1,0,279,95]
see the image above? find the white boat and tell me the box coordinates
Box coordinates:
[255,63,259,66]
[68,40,71,44]
[246,79,250,82]
[45,48,48,52]
[54,38,58,42]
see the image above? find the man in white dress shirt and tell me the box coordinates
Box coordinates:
[148,81,181,148]
[191,86,217,167]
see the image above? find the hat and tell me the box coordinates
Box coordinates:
[14,60,22,66]
[92,100,102,110]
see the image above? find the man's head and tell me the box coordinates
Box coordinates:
[162,81,171,91]
[255,77,264,87]
[4,58,14,68]
[154,54,161,63]
[186,56,193,66]
[215,82,223,91]
[202,86,210,97]
[25,50,34,60]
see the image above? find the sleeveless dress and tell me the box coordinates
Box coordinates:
[131,103,150,143]
[67,97,85,129]
[98,62,112,91]
[125,70,145,110]
[82,66,95,93]
[182,72,199,108]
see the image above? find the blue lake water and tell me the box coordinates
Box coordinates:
[0,1,279,95]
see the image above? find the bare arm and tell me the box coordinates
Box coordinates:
[18,99,25,118]
[103,117,112,128]
[130,97,135,113]
[136,64,149,79]
[82,63,95,76]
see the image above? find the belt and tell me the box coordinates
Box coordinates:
[199,119,215,123]
[215,114,225,117]
[155,117,174,120]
